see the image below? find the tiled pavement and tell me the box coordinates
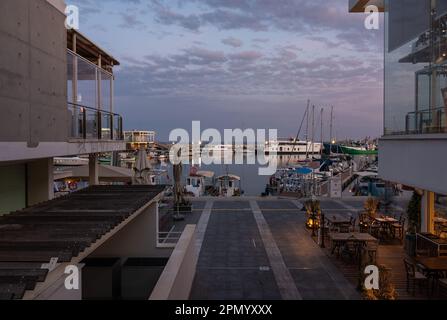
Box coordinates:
[190,198,366,300]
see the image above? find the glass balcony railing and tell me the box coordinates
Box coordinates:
[405,107,447,135]
[68,103,123,141]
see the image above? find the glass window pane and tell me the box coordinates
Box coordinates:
[101,71,112,112]
[77,58,97,108]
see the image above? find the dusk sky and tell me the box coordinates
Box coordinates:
[67,0,384,141]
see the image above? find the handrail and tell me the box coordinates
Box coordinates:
[68,102,123,141]
[406,106,446,116]
[68,102,121,117]
[405,106,446,135]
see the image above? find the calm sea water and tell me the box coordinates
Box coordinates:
[157,154,377,196]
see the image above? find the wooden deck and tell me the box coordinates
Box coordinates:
[320,235,437,300]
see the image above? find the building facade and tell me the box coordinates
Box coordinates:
[351,0,447,233]
[0,0,125,214]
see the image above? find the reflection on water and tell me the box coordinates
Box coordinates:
[155,154,377,196]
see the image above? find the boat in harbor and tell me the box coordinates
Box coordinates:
[324,142,378,155]
[185,169,215,197]
[216,174,242,197]
[265,139,322,154]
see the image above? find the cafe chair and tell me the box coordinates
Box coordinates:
[391,218,405,243]
[364,241,379,264]
[439,278,447,297]
[341,240,359,264]
[403,259,429,296]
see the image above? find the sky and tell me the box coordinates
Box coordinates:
[67,0,384,141]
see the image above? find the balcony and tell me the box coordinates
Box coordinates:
[68,103,123,141]
[406,107,447,135]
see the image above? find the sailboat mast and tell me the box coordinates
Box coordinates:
[320,108,324,156]
[305,101,310,159]
[311,105,315,155]
[330,106,334,144]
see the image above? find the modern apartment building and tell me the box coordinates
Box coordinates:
[350,0,447,233]
[0,0,196,300]
[0,0,125,214]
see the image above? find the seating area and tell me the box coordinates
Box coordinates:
[317,212,447,300]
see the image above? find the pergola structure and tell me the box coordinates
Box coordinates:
[349,0,384,12]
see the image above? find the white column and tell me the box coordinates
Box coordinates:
[421,190,435,234]
[27,158,54,206]
[89,154,99,186]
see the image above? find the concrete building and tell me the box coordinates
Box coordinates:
[124,130,156,151]
[350,0,447,234]
[0,1,197,300]
[0,0,125,214]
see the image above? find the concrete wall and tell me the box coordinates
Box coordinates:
[149,225,198,300]
[90,202,173,259]
[0,0,67,145]
[27,157,54,206]
[0,163,26,214]
[379,134,447,195]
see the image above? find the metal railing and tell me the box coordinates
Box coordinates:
[405,106,447,135]
[68,102,123,140]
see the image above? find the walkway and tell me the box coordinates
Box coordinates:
[190,198,359,300]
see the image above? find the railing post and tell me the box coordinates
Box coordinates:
[437,109,442,133]
[110,115,114,140]
[405,114,410,134]
[82,107,87,140]
[119,117,123,140]
[418,112,423,134]
[97,110,102,140]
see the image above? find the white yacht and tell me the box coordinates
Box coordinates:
[265,139,322,154]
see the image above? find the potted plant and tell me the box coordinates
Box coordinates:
[361,265,397,300]
[364,197,379,218]
[405,191,421,257]
[304,199,321,237]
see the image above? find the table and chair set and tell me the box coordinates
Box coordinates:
[323,212,380,267]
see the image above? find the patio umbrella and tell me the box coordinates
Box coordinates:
[173,148,186,205]
[133,147,151,185]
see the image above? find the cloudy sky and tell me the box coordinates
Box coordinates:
[67,0,384,141]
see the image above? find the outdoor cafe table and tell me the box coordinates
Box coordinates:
[329,232,378,243]
[374,216,398,224]
[329,232,378,269]
[326,214,351,225]
[373,216,398,239]
[415,257,447,294]
[329,232,378,255]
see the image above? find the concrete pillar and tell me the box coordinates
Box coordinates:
[89,154,99,186]
[27,158,54,206]
[421,190,435,234]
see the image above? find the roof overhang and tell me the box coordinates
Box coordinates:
[349,0,384,12]
[67,30,120,72]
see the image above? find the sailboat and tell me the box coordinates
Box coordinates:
[265,100,322,155]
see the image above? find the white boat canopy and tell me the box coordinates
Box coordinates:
[216,174,241,181]
[196,171,215,178]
